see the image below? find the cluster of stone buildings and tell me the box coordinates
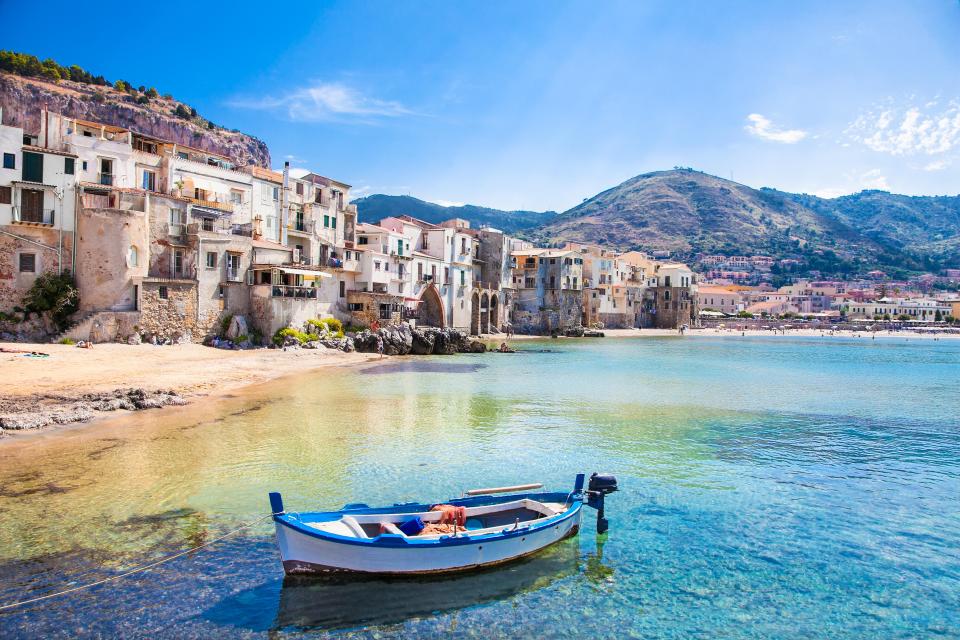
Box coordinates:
[0,107,698,343]
[698,279,959,322]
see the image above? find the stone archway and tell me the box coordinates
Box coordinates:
[419,285,445,327]
[489,294,499,331]
[470,291,481,335]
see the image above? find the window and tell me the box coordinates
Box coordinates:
[20,189,44,222]
[173,249,184,277]
[358,236,369,245]
[272,186,279,201]
[19,253,36,273]
[295,182,303,195]
[0,186,10,204]
[3,153,14,169]
[444,267,450,284]
[82,161,88,171]
[169,209,186,235]
[460,238,467,254]
[177,151,188,160]
[226,253,241,281]
[374,261,381,271]
[142,170,156,191]
[315,188,324,203]
[460,270,465,286]
[417,262,423,281]
[323,214,330,228]
[159,286,169,300]
[206,252,218,269]
[202,218,214,232]
[64,158,75,175]
[331,216,336,229]
[398,264,405,277]
[22,151,43,183]
[230,190,243,204]
[127,246,139,267]
[339,281,346,298]
[98,158,113,185]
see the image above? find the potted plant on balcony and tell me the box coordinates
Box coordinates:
[174,179,184,197]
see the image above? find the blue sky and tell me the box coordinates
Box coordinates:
[3,1,960,211]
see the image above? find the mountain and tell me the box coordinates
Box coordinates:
[530,169,960,276]
[353,194,556,234]
[0,55,269,167]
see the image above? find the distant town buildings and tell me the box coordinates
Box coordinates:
[0,107,700,343]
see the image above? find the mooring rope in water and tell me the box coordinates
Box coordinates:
[0,513,275,612]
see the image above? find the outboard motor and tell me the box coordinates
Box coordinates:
[585,472,618,534]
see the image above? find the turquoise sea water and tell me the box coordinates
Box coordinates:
[0,336,958,638]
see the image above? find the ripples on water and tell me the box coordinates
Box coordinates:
[0,336,958,638]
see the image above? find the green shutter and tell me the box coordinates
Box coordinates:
[22,152,43,183]
[64,157,75,175]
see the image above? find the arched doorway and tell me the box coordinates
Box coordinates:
[489,294,499,331]
[470,291,481,335]
[419,285,445,327]
[480,292,490,334]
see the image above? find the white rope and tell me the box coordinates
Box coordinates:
[0,513,275,611]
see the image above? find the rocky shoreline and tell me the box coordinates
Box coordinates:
[278,326,488,356]
[0,388,186,434]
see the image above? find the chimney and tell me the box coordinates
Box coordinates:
[281,161,290,246]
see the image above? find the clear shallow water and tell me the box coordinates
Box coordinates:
[1,336,958,638]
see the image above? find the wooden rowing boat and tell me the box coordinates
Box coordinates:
[268,473,617,575]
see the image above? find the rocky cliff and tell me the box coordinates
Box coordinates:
[0,72,270,167]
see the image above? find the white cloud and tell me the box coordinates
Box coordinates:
[811,187,849,199]
[350,185,373,199]
[859,169,889,190]
[429,199,466,208]
[230,82,414,122]
[810,169,890,198]
[846,101,960,155]
[923,158,950,171]
[744,113,808,144]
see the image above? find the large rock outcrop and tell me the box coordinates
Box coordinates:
[352,326,485,356]
[0,73,270,167]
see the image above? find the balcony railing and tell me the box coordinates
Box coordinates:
[186,196,234,213]
[226,268,243,282]
[98,173,114,186]
[272,285,318,299]
[13,207,55,226]
[188,220,233,235]
[289,219,315,233]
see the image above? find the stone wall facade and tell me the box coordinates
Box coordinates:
[75,205,148,313]
[0,225,74,312]
[138,279,199,342]
[648,286,695,328]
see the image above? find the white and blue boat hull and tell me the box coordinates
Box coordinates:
[270,490,586,575]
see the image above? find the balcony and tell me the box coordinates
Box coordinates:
[12,207,55,226]
[226,268,243,283]
[271,285,318,299]
[188,220,233,235]
[289,219,315,235]
[186,196,234,213]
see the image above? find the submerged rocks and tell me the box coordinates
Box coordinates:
[353,326,484,356]
[0,388,186,433]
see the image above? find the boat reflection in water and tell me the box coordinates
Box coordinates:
[273,536,584,632]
